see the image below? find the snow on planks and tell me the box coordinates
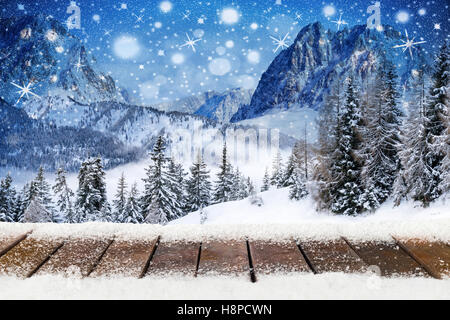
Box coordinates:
[197,241,249,276]
[146,241,199,276]
[90,238,158,278]
[249,240,310,274]
[347,240,429,277]
[0,233,28,258]
[298,239,367,274]
[394,239,450,279]
[36,238,112,277]
[0,236,63,278]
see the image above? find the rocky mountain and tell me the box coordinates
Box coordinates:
[231,22,430,122]
[0,14,124,107]
[152,88,252,123]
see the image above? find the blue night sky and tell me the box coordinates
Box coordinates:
[1,0,449,104]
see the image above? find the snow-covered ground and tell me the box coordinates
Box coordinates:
[0,274,448,300]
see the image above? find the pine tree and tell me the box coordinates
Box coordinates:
[421,42,449,204]
[185,153,212,212]
[289,167,308,201]
[75,157,108,222]
[329,76,364,215]
[23,199,52,223]
[142,136,180,225]
[167,158,186,218]
[261,168,270,192]
[12,189,25,223]
[313,78,343,211]
[113,173,128,222]
[270,152,284,188]
[361,60,403,210]
[0,173,16,222]
[31,167,57,221]
[123,183,143,223]
[213,143,233,203]
[53,168,75,223]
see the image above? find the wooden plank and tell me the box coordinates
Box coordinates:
[36,238,112,277]
[197,240,249,276]
[0,237,63,278]
[249,241,311,274]
[0,233,28,258]
[147,241,199,276]
[90,238,158,278]
[395,239,450,279]
[298,239,367,273]
[348,240,428,277]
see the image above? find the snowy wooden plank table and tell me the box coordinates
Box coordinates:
[297,239,367,274]
[197,241,249,276]
[347,240,429,277]
[0,233,28,258]
[90,238,158,278]
[36,238,112,277]
[249,240,311,274]
[147,241,199,276]
[0,237,63,278]
[395,239,450,279]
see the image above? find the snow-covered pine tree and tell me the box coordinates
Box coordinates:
[0,173,16,222]
[32,167,57,221]
[422,42,449,204]
[123,183,143,223]
[394,69,431,205]
[230,167,247,201]
[113,172,128,222]
[284,135,310,188]
[22,199,52,223]
[270,151,284,188]
[289,167,308,201]
[167,158,186,218]
[261,168,270,192]
[185,153,212,213]
[313,77,344,211]
[361,60,403,210]
[53,168,75,223]
[75,157,108,222]
[142,136,180,225]
[12,188,25,222]
[329,76,364,215]
[213,142,233,203]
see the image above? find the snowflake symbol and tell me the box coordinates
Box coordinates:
[132,13,144,23]
[270,32,290,53]
[332,13,348,31]
[393,29,426,58]
[295,12,302,20]
[181,10,191,20]
[73,56,85,72]
[180,33,201,52]
[10,81,40,104]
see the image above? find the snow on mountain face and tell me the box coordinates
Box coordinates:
[151,88,252,123]
[231,22,430,122]
[0,15,124,107]
[194,88,253,123]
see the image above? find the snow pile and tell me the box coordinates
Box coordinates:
[0,274,448,300]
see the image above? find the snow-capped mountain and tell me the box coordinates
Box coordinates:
[0,14,124,107]
[231,22,430,122]
[152,88,252,123]
[194,88,253,123]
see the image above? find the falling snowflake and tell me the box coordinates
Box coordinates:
[270,32,290,53]
[180,33,201,52]
[10,81,41,104]
[393,29,426,58]
[73,56,85,72]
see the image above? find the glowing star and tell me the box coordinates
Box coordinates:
[393,29,426,58]
[270,32,290,53]
[434,23,441,30]
[132,13,144,23]
[181,10,191,20]
[139,64,144,70]
[295,12,303,20]
[10,81,40,104]
[332,13,348,31]
[104,29,112,37]
[73,56,85,72]
[180,33,201,52]
[158,50,165,56]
